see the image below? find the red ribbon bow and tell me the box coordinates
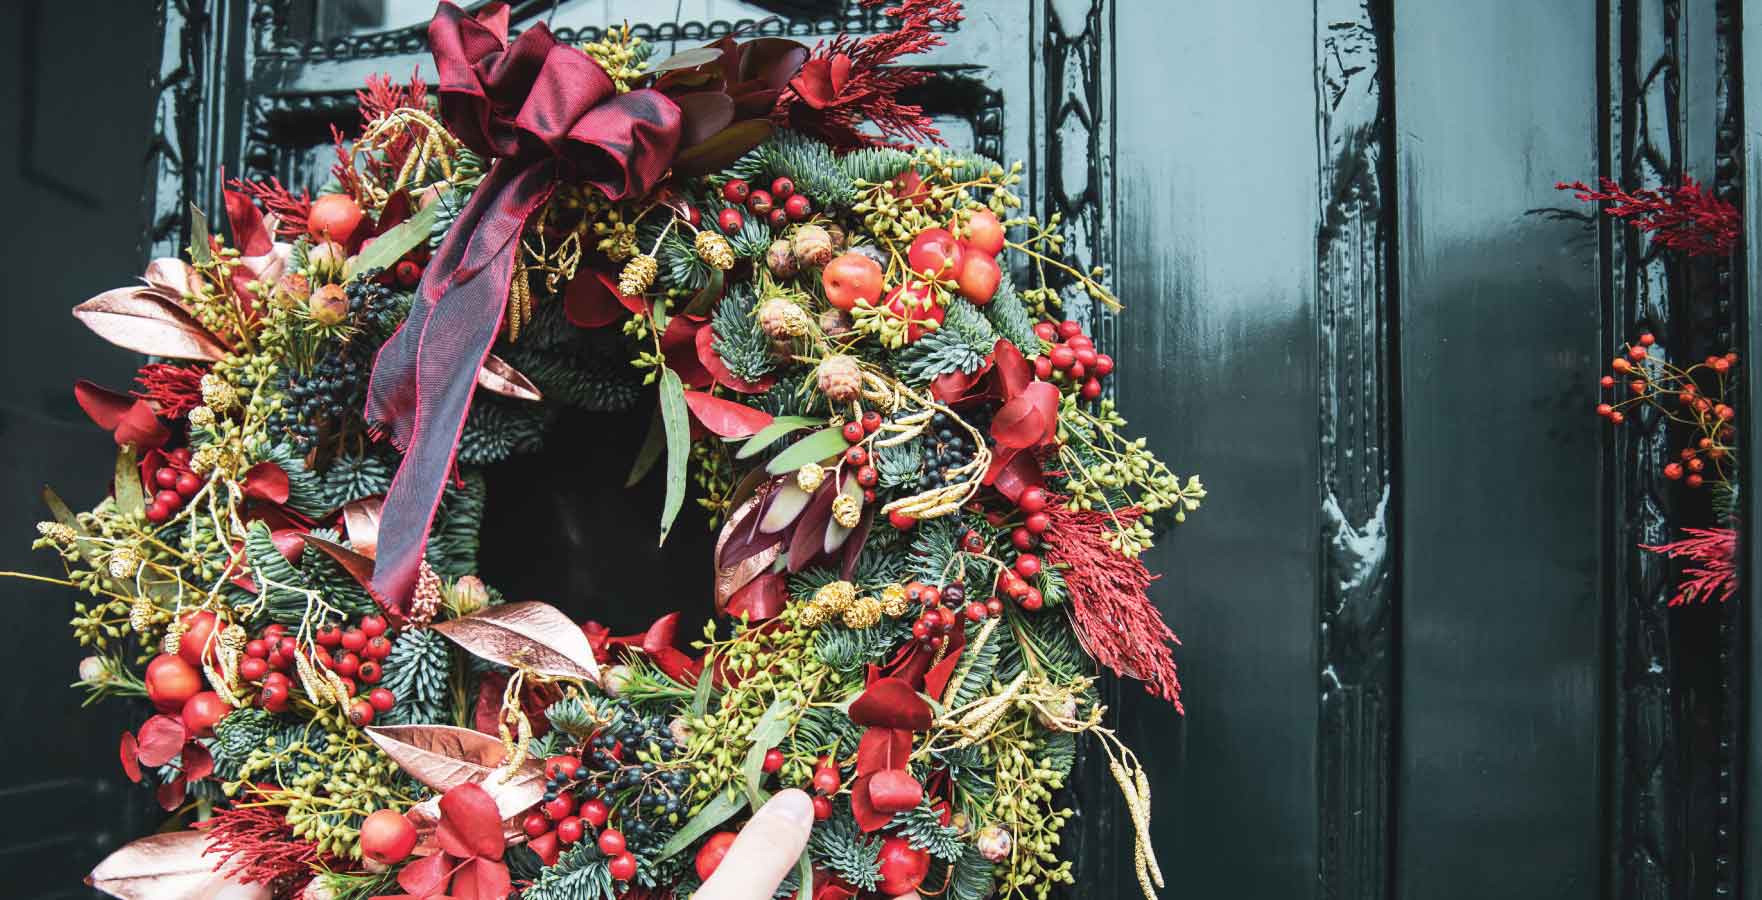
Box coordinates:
[366,1,682,607]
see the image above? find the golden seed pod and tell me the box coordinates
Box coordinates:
[831,492,862,529]
[618,254,658,296]
[796,463,826,493]
[841,595,883,629]
[695,230,735,270]
[37,521,76,544]
[107,548,141,579]
[813,580,856,612]
[880,583,910,617]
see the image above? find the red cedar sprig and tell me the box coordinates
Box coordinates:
[225,176,312,239]
[133,363,208,419]
[1557,177,1741,257]
[1038,503,1184,713]
[199,803,321,888]
[1643,526,1738,606]
[780,0,965,148]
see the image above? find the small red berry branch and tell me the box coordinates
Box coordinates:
[1596,333,1738,490]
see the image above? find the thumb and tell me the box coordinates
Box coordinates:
[693,790,816,900]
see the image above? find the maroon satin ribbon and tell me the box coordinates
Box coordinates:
[366,1,682,606]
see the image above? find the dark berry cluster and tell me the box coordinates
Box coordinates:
[276,351,369,448]
[917,410,990,490]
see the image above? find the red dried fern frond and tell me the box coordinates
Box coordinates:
[199,803,319,888]
[1038,504,1184,712]
[779,0,964,148]
[1557,177,1741,257]
[1643,527,1739,606]
[328,124,366,202]
[356,69,427,125]
[225,176,311,239]
[133,363,208,419]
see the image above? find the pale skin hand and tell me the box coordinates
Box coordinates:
[691,789,921,900]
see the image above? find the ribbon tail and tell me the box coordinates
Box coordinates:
[365,157,557,607]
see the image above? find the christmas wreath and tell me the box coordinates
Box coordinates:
[29,3,1206,899]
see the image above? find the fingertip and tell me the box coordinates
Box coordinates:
[754,787,814,833]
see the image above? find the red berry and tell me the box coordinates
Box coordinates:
[1068,333,1093,351]
[146,654,202,712]
[557,816,584,845]
[1033,322,1058,341]
[862,410,883,433]
[341,629,367,651]
[1010,527,1036,551]
[358,660,383,683]
[722,179,750,203]
[238,657,268,681]
[843,421,866,443]
[360,809,418,864]
[394,259,423,288]
[888,510,917,530]
[747,190,774,215]
[608,852,638,882]
[524,813,550,838]
[276,636,297,657]
[1688,457,1706,472]
[1664,463,1684,479]
[1596,403,1614,418]
[717,208,744,233]
[845,446,869,466]
[1612,358,1633,373]
[768,208,790,230]
[876,837,931,896]
[961,530,986,553]
[1610,411,1626,424]
[1049,345,1075,370]
[1068,361,1087,380]
[1025,511,1051,534]
[170,447,192,463]
[369,688,396,712]
[1094,354,1114,376]
[1639,333,1656,346]
[1599,375,1616,388]
[348,700,374,726]
[315,624,343,647]
[581,798,610,827]
[1021,587,1044,610]
[1074,346,1098,368]
[966,602,987,622]
[260,681,290,712]
[364,635,393,660]
[177,610,219,667]
[1058,320,1083,339]
[156,489,183,509]
[1081,377,1104,400]
[333,652,360,678]
[919,584,942,606]
[145,501,171,524]
[1687,473,1705,487]
[265,651,287,671]
[964,209,1006,256]
[181,691,230,738]
[784,193,812,220]
[543,793,577,821]
[813,795,833,820]
[986,597,1004,615]
[812,766,842,795]
[1628,345,1649,361]
[308,194,365,244]
[245,638,269,659]
[1019,487,1048,513]
[598,829,627,856]
[360,615,387,637]
[856,466,879,488]
[763,748,785,773]
[1034,356,1054,379]
[907,228,964,279]
[771,176,795,198]
[155,467,179,489]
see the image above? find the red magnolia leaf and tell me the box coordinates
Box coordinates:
[929,357,992,405]
[477,354,542,401]
[270,528,306,564]
[182,742,214,782]
[675,92,737,147]
[87,830,273,900]
[75,380,136,431]
[118,732,142,783]
[73,288,228,361]
[135,715,187,767]
[726,571,788,621]
[436,783,506,861]
[851,678,932,730]
[397,852,455,896]
[715,491,780,610]
[856,727,912,776]
[682,390,774,438]
[991,382,1060,449]
[848,774,893,832]
[673,119,774,176]
[696,324,775,393]
[240,461,290,503]
[787,477,841,572]
[866,769,924,813]
[433,601,601,682]
[341,496,383,558]
[453,857,513,900]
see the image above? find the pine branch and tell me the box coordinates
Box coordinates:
[712,285,777,383]
[379,628,453,726]
[840,147,915,185]
[888,801,964,861]
[944,844,997,900]
[808,806,883,890]
[985,269,1044,355]
[897,300,996,385]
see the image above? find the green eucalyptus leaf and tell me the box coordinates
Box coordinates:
[657,367,690,544]
[741,698,795,808]
[113,448,144,518]
[763,427,850,475]
[346,201,440,279]
[627,407,667,487]
[656,789,747,861]
[735,416,824,461]
[189,204,212,264]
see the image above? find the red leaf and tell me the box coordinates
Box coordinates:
[928,357,992,405]
[119,732,142,783]
[984,449,1045,501]
[113,399,172,450]
[270,528,307,564]
[135,715,188,767]
[661,315,713,389]
[727,571,788,621]
[848,774,893,832]
[182,742,215,782]
[850,678,932,730]
[301,533,400,619]
[436,783,506,860]
[563,270,638,328]
[223,188,274,257]
[866,768,924,812]
[156,774,188,811]
[696,323,775,393]
[991,339,1032,399]
[398,852,456,896]
[681,390,774,438]
[856,727,912,776]
[924,641,966,700]
[452,857,512,900]
[241,461,291,503]
[991,382,1060,449]
[75,380,135,431]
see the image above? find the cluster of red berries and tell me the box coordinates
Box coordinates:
[145,448,208,524]
[1661,438,1730,488]
[903,580,969,647]
[142,611,233,737]
[1033,320,1114,401]
[1596,334,1740,488]
[718,176,814,232]
[238,615,397,722]
[523,761,636,879]
[837,409,888,504]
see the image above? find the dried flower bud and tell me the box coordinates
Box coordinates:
[819,307,854,338]
[187,406,216,430]
[601,664,631,697]
[880,583,910,617]
[816,355,863,403]
[108,547,141,579]
[841,595,883,629]
[797,602,829,628]
[78,655,108,683]
[695,230,735,270]
[766,240,798,278]
[669,716,693,745]
[831,492,862,529]
[976,825,1014,862]
[813,580,857,612]
[619,254,658,296]
[759,297,811,338]
[36,521,76,545]
[307,241,347,279]
[796,463,826,493]
[823,223,847,249]
[791,224,835,267]
[199,373,238,412]
[276,272,312,306]
[309,283,350,326]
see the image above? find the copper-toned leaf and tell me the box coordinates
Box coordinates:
[672,120,773,176]
[87,830,271,900]
[73,288,227,361]
[715,492,780,612]
[477,354,542,401]
[649,45,725,74]
[432,601,601,682]
[341,497,383,559]
[299,533,397,617]
[365,724,546,821]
